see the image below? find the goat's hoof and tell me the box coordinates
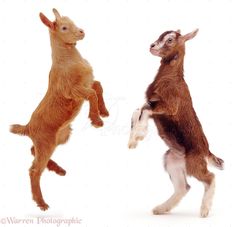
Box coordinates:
[56,168,66,176]
[38,202,49,211]
[100,109,109,118]
[128,140,137,149]
[200,206,209,218]
[48,165,66,176]
[91,118,104,128]
[152,205,169,215]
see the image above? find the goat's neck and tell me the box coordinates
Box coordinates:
[50,35,83,65]
[157,51,185,79]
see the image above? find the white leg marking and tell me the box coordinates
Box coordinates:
[128,109,141,149]
[153,150,190,214]
[128,108,151,149]
[200,178,215,218]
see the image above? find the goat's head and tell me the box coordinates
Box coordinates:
[39,8,85,45]
[150,29,198,59]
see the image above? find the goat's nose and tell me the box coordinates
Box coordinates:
[150,43,155,48]
[79,29,84,34]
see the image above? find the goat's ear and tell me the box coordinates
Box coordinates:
[176,29,181,34]
[181,29,199,43]
[39,12,55,30]
[53,8,61,20]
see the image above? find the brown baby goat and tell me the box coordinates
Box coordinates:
[10,9,109,210]
[129,29,223,217]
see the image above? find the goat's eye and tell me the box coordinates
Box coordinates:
[62,26,67,31]
[167,38,173,43]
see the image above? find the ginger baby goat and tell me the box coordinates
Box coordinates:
[129,29,223,217]
[10,9,109,210]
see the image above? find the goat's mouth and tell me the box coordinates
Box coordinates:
[150,48,161,56]
[65,42,77,46]
[80,35,85,40]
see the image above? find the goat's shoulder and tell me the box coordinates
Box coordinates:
[53,58,93,79]
[154,77,182,95]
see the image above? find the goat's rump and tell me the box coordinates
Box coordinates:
[19,96,84,137]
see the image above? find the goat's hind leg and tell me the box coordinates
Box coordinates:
[153,150,190,214]
[29,142,55,210]
[31,146,66,176]
[200,173,215,218]
[30,126,71,176]
[187,155,215,218]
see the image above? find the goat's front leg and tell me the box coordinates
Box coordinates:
[128,104,152,149]
[92,81,109,117]
[72,86,103,127]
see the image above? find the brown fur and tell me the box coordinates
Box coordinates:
[146,29,223,217]
[10,9,109,210]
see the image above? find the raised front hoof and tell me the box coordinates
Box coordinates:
[47,162,66,176]
[152,205,169,215]
[37,202,49,211]
[100,109,109,118]
[55,168,66,176]
[91,118,104,128]
[200,206,209,218]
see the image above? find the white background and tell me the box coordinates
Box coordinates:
[0,0,234,226]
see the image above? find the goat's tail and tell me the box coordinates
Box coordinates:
[10,124,29,136]
[208,151,224,170]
